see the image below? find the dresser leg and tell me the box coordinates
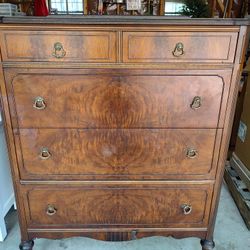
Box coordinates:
[200,239,215,250]
[19,240,34,250]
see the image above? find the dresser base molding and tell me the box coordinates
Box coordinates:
[19,240,34,250]
[23,230,213,248]
[26,229,207,242]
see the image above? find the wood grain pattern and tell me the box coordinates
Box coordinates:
[123,32,238,63]
[18,128,220,179]
[0,31,117,62]
[0,21,248,246]
[22,183,212,228]
[11,72,225,128]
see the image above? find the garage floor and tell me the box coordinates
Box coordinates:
[0,184,249,250]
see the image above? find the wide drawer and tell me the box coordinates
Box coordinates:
[10,71,226,128]
[0,30,117,62]
[22,183,213,228]
[123,31,238,63]
[18,129,221,180]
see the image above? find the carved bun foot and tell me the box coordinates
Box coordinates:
[200,239,215,250]
[19,240,34,250]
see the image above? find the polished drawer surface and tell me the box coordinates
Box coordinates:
[0,31,117,62]
[11,73,225,128]
[18,129,221,179]
[123,32,238,63]
[23,183,212,228]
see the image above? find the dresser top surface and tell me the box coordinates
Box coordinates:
[0,16,249,26]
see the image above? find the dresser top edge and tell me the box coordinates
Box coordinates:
[0,16,249,26]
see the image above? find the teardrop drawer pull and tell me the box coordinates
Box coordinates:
[186,148,198,159]
[46,205,57,216]
[39,147,51,160]
[181,204,192,215]
[190,96,202,109]
[172,42,184,57]
[52,42,66,59]
[33,96,46,110]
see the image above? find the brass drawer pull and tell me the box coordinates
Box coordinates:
[172,42,184,57]
[181,204,192,215]
[190,96,202,109]
[186,148,198,158]
[46,205,57,216]
[39,147,51,160]
[33,96,46,110]
[52,42,66,59]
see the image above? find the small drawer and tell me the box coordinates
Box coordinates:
[23,183,213,228]
[10,70,226,128]
[0,30,117,62]
[123,31,238,63]
[18,128,221,180]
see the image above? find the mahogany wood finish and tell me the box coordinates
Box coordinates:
[123,31,238,63]
[0,31,117,62]
[22,183,213,228]
[18,128,220,180]
[0,17,249,249]
[8,70,228,128]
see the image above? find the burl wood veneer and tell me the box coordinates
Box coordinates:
[0,16,249,250]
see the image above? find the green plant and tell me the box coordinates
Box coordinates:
[180,0,210,18]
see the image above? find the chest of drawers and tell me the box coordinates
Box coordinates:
[0,16,249,250]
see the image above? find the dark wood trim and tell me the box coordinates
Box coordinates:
[0,16,249,26]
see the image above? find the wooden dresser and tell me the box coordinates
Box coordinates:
[0,16,249,250]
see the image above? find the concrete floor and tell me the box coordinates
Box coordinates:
[0,184,249,250]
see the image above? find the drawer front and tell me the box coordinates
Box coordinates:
[18,129,221,180]
[23,183,212,228]
[123,32,238,63]
[11,72,225,128]
[0,31,117,62]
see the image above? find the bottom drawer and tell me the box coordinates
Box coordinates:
[22,182,213,228]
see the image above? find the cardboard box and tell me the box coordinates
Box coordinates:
[235,68,250,171]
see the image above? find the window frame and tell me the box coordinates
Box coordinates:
[48,0,84,14]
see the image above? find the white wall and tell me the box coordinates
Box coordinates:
[0,114,15,241]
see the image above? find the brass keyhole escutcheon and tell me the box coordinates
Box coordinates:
[131,230,137,240]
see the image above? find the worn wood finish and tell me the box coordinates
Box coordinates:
[0,31,117,62]
[123,32,238,63]
[21,183,213,228]
[9,71,226,128]
[0,18,248,248]
[18,128,221,180]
